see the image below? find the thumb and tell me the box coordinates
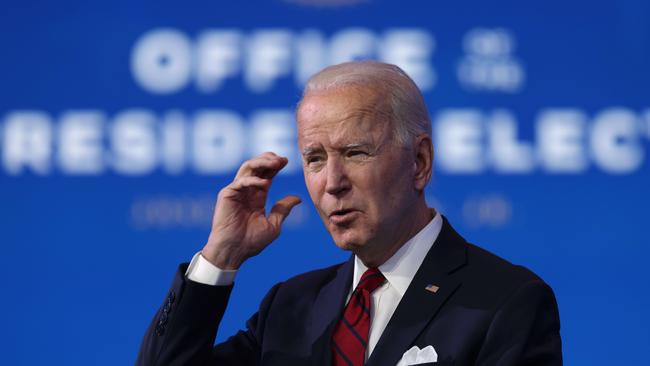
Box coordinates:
[269,195,302,230]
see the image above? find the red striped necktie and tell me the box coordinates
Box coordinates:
[332,267,386,366]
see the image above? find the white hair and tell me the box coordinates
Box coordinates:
[299,60,431,146]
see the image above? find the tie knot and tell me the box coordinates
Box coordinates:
[356,268,385,293]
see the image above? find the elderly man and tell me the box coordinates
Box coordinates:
[137,61,562,365]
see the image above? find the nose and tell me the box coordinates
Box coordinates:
[325,156,351,196]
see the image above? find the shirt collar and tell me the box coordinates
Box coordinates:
[353,211,443,297]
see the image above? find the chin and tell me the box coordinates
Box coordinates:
[333,240,358,252]
[331,231,368,252]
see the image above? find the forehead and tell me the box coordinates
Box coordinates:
[296,86,393,147]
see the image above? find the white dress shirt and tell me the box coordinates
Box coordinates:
[186,251,237,286]
[350,213,442,359]
[186,212,443,360]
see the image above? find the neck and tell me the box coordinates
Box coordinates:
[356,202,436,268]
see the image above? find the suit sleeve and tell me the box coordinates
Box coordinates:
[475,279,563,366]
[135,263,282,366]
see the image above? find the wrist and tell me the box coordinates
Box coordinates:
[201,240,246,270]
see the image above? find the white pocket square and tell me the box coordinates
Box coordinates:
[396,345,438,365]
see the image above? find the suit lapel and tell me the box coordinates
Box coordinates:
[366,217,468,366]
[308,255,354,366]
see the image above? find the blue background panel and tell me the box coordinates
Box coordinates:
[1,0,649,364]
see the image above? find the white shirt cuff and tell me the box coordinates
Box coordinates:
[185,252,237,286]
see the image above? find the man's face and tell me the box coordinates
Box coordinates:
[297,86,421,257]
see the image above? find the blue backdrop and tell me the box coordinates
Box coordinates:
[1,0,649,364]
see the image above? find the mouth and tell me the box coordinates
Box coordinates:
[328,209,359,224]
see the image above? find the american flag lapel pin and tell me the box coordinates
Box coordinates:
[425,284,440,294]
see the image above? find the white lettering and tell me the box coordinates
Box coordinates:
[245,30,292,93]
[458,28,524,92]
[295,30,327,87]
[2,111,52,175]
[380,29,436,90]
[131,28,439,94]
[1,107,647,176]
[192,110,245,173]
[161,111,187,174]
[435,110,484,173]
[111,109,157,174]
[591,108,644,174]
[131,29,192,94]
[537,109,587,173]
[196,30,241,92]
[488,110,534,173]
[58,111,104,175]
[250,110,298,174]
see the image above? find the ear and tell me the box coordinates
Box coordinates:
[413,134,434,191]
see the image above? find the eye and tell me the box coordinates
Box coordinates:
[347,150,369,158]
[305,155,324,165]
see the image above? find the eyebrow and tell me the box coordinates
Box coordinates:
[301,146,322,156]
[301,143,372,156]
[340,143,371,151]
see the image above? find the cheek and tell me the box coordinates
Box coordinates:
[304,172,325,208]
[357,163,411,213]
[348,171,386,214]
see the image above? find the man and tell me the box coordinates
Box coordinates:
[137,61,562,365]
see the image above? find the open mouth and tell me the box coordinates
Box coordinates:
[329,209,358,224]
[330,209,354,217]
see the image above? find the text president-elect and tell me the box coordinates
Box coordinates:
[137,61,562,366]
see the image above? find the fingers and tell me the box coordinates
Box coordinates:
[269,195,302,230]
[236,152,288,180]
[229,176,271,191]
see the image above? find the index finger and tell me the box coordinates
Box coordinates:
[235,153,288,180]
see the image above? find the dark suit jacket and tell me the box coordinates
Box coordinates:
[137,217,562,365]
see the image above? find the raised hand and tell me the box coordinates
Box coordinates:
[201,152,302,270]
